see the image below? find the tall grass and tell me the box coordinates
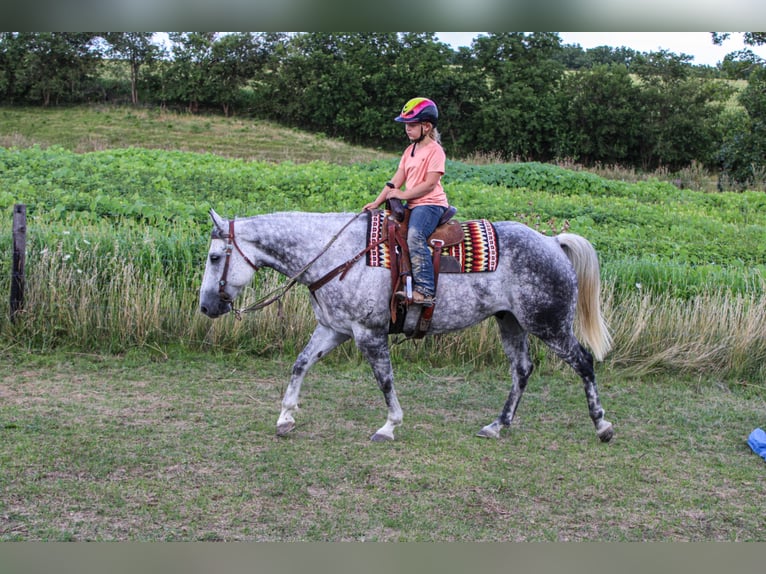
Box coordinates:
[0,217,329,358]
[606,284,766,380]
[550,157,723,192]
[2,219,764,381]
[2,218,200,354]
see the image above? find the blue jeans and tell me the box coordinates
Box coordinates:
[407,205,446,298]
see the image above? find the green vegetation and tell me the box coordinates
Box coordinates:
[2,32,766,184]
[1,116,764,379]
[1,104,765,543]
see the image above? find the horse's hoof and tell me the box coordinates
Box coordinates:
[597,421,614,443]
[276,421,295,436]
[370,432,394,442]
[476,424,501,439]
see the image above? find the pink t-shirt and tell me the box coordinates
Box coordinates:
[399,139,448,208]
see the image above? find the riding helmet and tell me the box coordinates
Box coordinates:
[394,97,438,125]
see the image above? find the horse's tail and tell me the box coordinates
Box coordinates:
[557,233,612,361]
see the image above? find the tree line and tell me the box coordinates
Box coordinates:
[2,31,765,188]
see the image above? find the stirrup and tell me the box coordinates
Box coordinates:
[396,290,434,307]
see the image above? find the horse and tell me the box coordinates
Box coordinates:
[199,208,614,443]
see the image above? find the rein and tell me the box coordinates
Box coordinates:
[215,211,368,319]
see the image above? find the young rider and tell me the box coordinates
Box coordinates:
[363,97,448,306]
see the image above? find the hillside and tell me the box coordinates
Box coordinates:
[0,106,395,164]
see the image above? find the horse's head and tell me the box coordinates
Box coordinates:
[199,209,259,319]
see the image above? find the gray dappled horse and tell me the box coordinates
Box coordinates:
[199,209,614,443]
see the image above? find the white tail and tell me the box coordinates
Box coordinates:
[557,233,612,361]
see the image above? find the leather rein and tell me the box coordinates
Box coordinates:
[213,211,369,319]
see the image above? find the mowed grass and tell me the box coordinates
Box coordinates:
[0,106,395,164]
[2,350,765,541]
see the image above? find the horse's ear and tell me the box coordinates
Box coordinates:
[209,208,226,231]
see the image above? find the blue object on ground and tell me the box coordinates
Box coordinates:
[747,428,766,461]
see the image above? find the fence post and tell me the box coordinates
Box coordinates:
[10,204,26,322]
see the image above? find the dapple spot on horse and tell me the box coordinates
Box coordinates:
[199,209,614,443]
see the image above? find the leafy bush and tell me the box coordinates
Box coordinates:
[3,145,764,273]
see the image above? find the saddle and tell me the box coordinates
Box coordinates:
[383,199,460,338]
[308,202,498,339]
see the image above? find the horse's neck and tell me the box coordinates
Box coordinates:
[247,212,359,279]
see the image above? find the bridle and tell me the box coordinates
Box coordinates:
[213,219,259,300]
[210,211,367,318]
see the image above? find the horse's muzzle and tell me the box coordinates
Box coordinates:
[199,296,232,319]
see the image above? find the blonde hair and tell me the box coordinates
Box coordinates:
[429,126,441,144]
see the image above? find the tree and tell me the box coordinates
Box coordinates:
[469,32,565,160]
[712,33,766,79]
[558,64,644,165]
[719,49,764,80]
[554,43,590,69]
[436,44,491,156]
[586,45,639,68]
[712,32,766,48]
[632,50,732,169]
[719,66,766,189]
[165,32,218,113]
[207,33,282,117]
[258,33,375,134]
[329,32,403,141]
[631,49,696,81]
[14,32,101,106]
[388,33,456,143]
[0,33,25,102]
[102,33,161,105]
[257,33,447,148]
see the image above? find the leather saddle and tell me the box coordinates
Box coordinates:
[383,199,460,338]
[306,199,461,338]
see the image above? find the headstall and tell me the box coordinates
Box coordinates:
[214,219,259,299]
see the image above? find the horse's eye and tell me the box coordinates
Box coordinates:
[210,254,221,263]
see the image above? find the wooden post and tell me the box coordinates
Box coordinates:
[10,204,26,322]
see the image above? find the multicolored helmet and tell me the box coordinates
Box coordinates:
[394,97,438,125]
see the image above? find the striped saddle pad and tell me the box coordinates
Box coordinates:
[366,211,499,273]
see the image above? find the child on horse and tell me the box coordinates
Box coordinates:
[363,97,448,307]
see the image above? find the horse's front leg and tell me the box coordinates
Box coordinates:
[354,327,403,441]
[277,324,350,436]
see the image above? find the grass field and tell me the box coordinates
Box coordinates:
[2,351,765,541]
[2,105,766,542]
[0,105,725,189]
[0,106,394,164]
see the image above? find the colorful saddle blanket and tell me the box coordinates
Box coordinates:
[366,211,499,273]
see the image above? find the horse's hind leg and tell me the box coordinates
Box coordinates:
[276,324,350,436]
[478,312,534,439]
[549,334,613,442]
